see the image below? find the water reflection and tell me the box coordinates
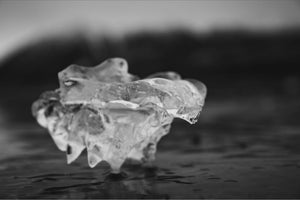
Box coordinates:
[11,164,189,198]
[1,96,300,198]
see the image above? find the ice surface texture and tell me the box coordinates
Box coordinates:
[32,58,207,173]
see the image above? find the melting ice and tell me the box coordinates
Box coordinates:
[32,58,207,173]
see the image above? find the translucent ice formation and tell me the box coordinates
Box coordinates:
[32,58,207,173]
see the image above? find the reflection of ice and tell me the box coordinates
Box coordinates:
[32,58,206,172]
[32,166,169,199]
[123,179,151,195]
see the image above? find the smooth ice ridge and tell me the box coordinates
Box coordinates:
[32,58,207,173]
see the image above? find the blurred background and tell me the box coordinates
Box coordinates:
[1,0,300,198]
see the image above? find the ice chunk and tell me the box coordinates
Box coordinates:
[32,58,207,173]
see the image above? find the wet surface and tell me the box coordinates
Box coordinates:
[1,93,300,199]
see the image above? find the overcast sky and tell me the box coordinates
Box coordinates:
[1,0,300,60]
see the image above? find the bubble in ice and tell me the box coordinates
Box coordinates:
[32,58,207,173]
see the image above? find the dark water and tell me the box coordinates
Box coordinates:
[1,94,300,199]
